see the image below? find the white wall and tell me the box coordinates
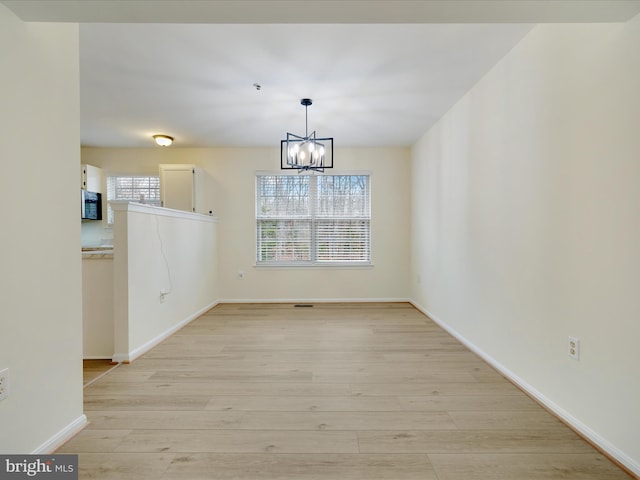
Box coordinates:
[112,203,218,362]
[0,6,85,453]
[83,147,412,302]
[411,17,640,475]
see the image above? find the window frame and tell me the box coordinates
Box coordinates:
[255,170,372,268]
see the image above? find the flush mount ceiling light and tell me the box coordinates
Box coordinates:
[281,98,333,172]
[153,134,173,147]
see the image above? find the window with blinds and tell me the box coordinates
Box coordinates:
[256,174,371,265]
[106,175,160,224]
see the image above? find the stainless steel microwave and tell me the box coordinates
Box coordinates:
[81,190,102,220]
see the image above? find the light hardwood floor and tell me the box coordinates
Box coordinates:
[61,303,632,479]
[83,359,118,386]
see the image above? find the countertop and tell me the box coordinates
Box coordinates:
[82,246,113,259]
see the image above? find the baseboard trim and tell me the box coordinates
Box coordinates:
[409,300,640,479]
[219,298,411,304]
[112,299,220,364]
[32,414,87,454]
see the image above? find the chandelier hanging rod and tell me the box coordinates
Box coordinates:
[301,98,311,138]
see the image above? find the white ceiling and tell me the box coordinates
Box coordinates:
[3,1,640,148]
[76,22,535,148]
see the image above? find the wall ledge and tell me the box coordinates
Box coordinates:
[110,201,218,222]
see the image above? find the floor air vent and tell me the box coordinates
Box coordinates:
[294,304,314,308]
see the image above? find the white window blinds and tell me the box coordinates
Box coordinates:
[106,175,160,224]
[256,174,371,265]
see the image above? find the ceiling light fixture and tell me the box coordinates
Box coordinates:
[281,98,333,172]
[153,134,173,147]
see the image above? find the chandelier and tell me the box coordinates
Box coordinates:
[281,98,333,172]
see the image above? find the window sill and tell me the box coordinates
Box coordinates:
[255,262,373,269]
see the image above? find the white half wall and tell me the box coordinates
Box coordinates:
[111,203,219,362]
[0,5,85,453]
[82,146,412,302]
[411,17,640,475]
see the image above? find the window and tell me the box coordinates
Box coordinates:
[106,175,160,224]
[256,173,371,265]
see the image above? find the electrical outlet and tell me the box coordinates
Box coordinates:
[568,336,580,360]
[159,290,169,303]
[0,368,9,401]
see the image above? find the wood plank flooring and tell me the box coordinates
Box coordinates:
[61,303,632,479]
[82,359,118,386]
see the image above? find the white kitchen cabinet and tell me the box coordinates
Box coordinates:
[81,164,103,192]
[82,254,114,359]
[159,164,203,213]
